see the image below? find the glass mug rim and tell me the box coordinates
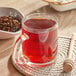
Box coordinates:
[22,13,58,34]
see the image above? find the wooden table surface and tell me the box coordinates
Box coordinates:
[0,0,76,76]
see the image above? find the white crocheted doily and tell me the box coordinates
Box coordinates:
[12,37,76,76]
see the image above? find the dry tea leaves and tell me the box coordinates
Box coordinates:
[0,16,21,32]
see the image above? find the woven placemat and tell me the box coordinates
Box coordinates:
[12,37,76,76]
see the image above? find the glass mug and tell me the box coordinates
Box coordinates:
[21,13,58,67]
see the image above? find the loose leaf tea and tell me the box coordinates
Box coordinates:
[0,16,21,32]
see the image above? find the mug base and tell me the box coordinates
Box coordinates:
[12,36,57,67]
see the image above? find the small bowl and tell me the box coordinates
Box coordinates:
[50,1,76,11]
[43,0,76,11]
[0,7,23,39]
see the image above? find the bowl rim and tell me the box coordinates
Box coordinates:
[0,29,22,34]
[0,7,24,34]
[0,7,24,17]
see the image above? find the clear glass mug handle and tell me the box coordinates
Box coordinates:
[19,33,30,65]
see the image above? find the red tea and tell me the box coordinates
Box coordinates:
[22,18,57,63]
